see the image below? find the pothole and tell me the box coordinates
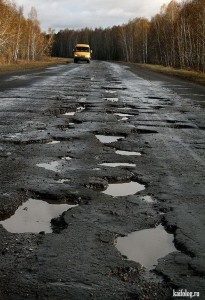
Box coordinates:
[77,106,85,112]
[103,181,145,197]
[61,156,72,161]
[57,179,70,184]
[114,113,133,117]
[95,135,125,143]
[116,150,141,156]
[0,198,76,233]
[98,163,136,167]
[36,161,60,172]
[46,141,61,145]
[140,196,155,203]
[103,98,119,102]
[63,112,76,116]
[115,224,177,270]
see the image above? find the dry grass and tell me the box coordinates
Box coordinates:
[0,57,72,73]
[136,64,205,86]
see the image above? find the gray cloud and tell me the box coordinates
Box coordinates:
[15,0,181,31]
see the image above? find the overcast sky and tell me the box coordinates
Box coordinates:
[14,0,179,32]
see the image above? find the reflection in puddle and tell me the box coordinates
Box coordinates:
[0,199,76,233]
[121,117,128,121]
[103,181,145,197]
[116,224,177,270]
[96,135,125,143]
[116,150,141,156]
[64,112,75,116]
[36,161,60,172]
[46,141,60,145]
[99,163,136,167]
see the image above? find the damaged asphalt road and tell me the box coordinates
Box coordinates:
[0,61,205,300]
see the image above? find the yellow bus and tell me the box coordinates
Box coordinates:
[73,44,92,64]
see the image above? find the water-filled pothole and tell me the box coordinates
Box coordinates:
[96,135,125,143]
[46,141,61,145]
[114,113,133,117]
[64,112,76,116]
[116,150,141,156]
[103,98,119,102]
[36,161,60,172]
[103,181,145,197]
[57,179,70,184]
[98,163,136,167]
[0,198,76,233]
[77,106,85,112]
[61,156,72,161]
[141,196,155,203]
[116,224,177,270]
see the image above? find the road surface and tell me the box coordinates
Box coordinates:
[0,61,205,300]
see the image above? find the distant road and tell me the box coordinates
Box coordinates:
[0,61,205,299]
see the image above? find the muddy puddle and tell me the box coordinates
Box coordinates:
[103,181,145,197]
[0,198,76,233]
[98,163,136,167]
[36,161,60,172]
[95,135,125,143]
[116,224,177,270]
[115,150,141,156]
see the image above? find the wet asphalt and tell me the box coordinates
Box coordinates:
[0,61,205,300]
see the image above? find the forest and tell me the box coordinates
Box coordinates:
[52,0,205,72]
[0,0,53,63]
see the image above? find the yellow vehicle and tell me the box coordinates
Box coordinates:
[73,44,92,63]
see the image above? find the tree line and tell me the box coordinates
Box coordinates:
[52,0,205,72]
[0,0,53,63]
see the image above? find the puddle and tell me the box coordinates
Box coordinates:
[103,181,145,197]
[98,163,136,167]
[120,117,128,121]
[61,156,72,161]
[141,196,155,203]
[116,150,141,156]
[57,179,70,183]
[77,106,85,111]
[114,113,133,117]
[64,112,76,116]
[46,141,60,145]
[0,198,76,233]
[93,168,101,170]
[103,98,119,102]
[96,135,125,143]
[116,224,177,270]
[36,161,60,172]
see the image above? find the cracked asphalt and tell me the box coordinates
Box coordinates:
[0,61,205,300]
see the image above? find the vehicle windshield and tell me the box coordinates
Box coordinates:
[75,47,90,52]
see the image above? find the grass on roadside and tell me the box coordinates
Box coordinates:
[0,57,72,73]
[136,63,205,86]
